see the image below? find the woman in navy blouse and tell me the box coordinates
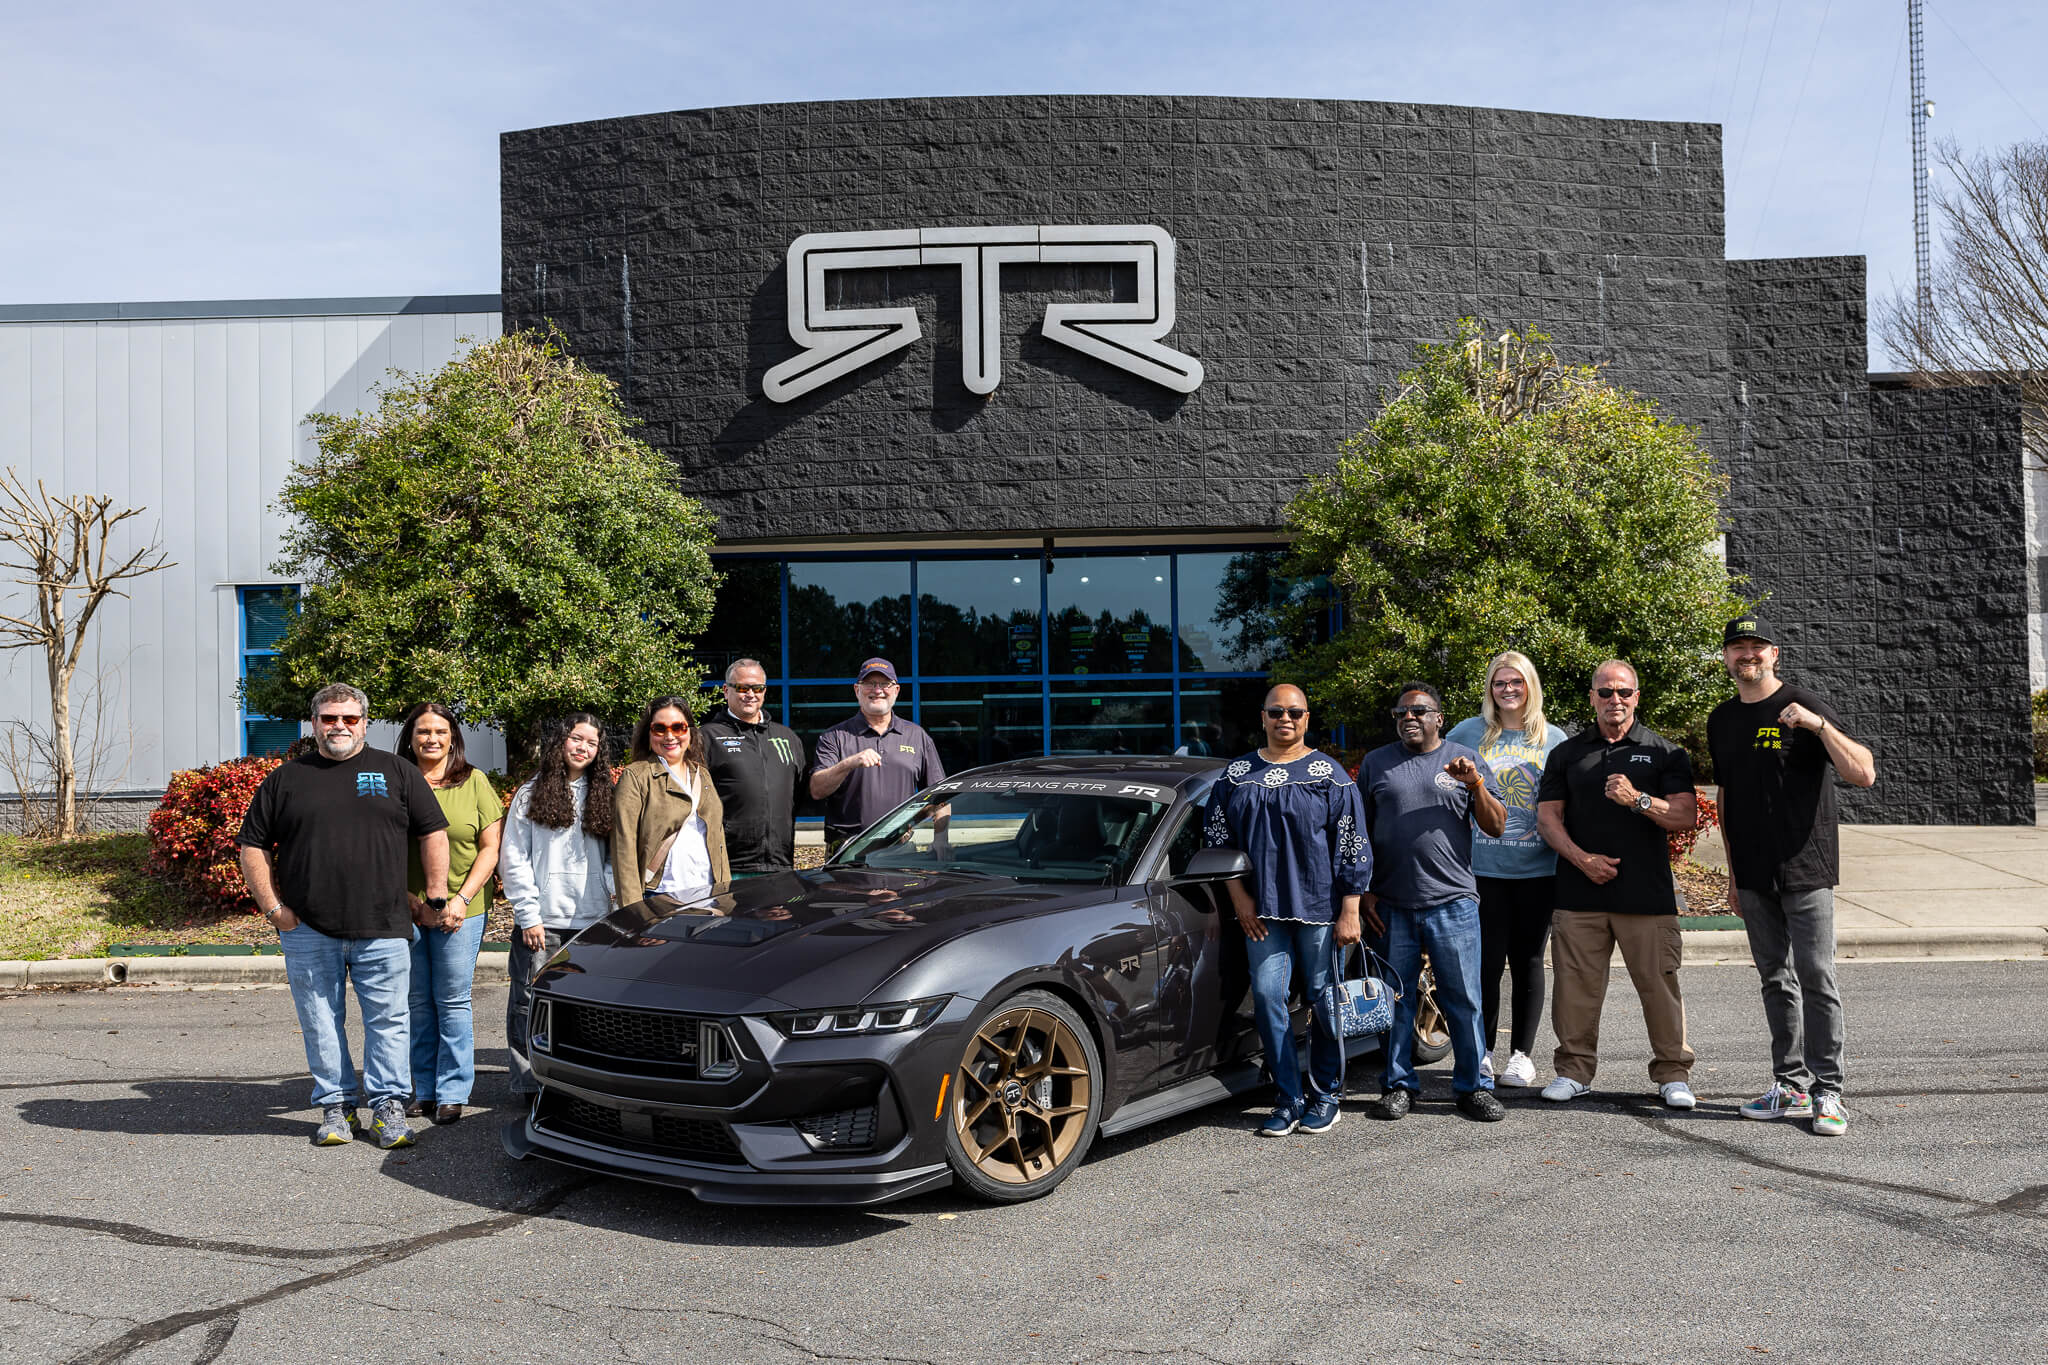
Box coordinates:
[1204,684,1372,1137]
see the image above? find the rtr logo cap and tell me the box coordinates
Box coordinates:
[1723,615,1779,647]
[856,658,899,684]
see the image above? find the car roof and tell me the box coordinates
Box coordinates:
[941,754,1224,794]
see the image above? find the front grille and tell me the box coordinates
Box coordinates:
[542,1093,743,1164]
[555,1002,701,1066]
[793,1105,879,1150]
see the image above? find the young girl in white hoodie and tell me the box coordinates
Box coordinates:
[502,713,617,1098]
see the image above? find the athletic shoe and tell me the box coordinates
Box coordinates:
[1371,1089,1414,1120]
[1811,1092,1848,1137]
[313,1104,361,1146]
[1479,1052,1495,1082]
[1499,1051,1538,1088]
[1739,1083,1813,1121]
[1660,1081,1697,1110]
[370,1097,417,1149]
[1457,1090,1507,1122]
[1258,1103,1301,1137]
[1541,1076,1590,1103]
[1298,1096,1341,1135]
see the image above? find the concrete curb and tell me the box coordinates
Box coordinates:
[5,933,2043,989]
[1,953,513,988]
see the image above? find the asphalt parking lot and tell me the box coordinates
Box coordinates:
[3,961,2044,1365]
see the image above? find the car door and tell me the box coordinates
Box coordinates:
[1145,803,1258,1088]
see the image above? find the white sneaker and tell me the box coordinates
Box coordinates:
[1660,1081,1697,1110]
[1479,1053,1495,1081]
[1499,1051,1537,1088]
[1541,1076,1590,1102]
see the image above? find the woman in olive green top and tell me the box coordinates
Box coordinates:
[400,702,503,1124]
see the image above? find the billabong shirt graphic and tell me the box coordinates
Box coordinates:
[355,772,389,798]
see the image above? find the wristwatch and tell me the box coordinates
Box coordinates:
[1633,792,1654,813]
[425,896,449,912]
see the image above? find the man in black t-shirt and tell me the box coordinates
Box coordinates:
[809,659,946,851]
[701,658,808,875]
[237,683,449,1150]
[1707,616,1877,1138]
[1535,660,1701,1109]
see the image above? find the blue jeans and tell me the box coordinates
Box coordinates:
[408,914,487,1104]
[506,927,566,1097]
[277,924,412,1109]
[1246,919,1343,1111]
[1382,896,1492,1096]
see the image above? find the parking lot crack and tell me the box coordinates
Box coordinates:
[607,1303,937,1364]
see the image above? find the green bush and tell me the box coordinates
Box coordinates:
[2034,689,2047,780]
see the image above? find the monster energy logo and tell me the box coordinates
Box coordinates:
[768,736,795,764]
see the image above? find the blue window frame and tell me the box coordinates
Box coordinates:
[238,586,301,757]
[696,547,1336,778]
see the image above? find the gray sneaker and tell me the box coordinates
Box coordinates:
[314,1104,362,1146]
[369,1097,417,1149]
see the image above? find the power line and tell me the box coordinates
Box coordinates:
[1729,0,1785,195]
[1751,0,1834,254]
[1723,0,1761,129]
[1930,2,2045,136]
[1856,12,1908,252]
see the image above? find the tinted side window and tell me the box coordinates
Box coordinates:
[1164,809,1205,877]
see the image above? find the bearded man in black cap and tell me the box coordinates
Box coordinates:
[1707,615,1877,1139]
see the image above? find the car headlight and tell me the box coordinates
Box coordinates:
[768,996,950,1038]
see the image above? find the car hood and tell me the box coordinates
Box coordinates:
[540,865,1117,1011]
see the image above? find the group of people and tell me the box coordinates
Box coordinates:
[1204,616,1876,1141]
[234,656,941,1148]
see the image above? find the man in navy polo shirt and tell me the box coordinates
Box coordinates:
[1535,659,1701,1109]
[809,658,946,851]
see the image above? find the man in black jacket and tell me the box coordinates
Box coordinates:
[701,658,809,875]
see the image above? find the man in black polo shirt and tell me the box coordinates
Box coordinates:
[1708,616,1877,1138]
[701,658,808,876]
[1535,659,1701,1109]
[809,658,946,851]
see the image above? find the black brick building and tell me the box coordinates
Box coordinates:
[501,95,2032,824]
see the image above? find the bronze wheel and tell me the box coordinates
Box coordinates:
[943,990,1101,1202]
[1412,957,1453,1065]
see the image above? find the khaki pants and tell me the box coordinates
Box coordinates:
[1550,910,1694,1086]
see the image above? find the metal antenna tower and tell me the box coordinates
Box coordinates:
[1909,0,1932,327]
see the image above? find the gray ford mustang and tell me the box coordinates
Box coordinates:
[502,755,1377,1205]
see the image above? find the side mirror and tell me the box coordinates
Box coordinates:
[1175,847,1251,881]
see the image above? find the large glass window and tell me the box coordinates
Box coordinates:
[699,560,784,680]
[239,586,301,757]
[1050,680,1175,756]
[918,681,1042,775]
[917,555,1041,676]
[1046,553,1172,675]
[1176,549,1329,673]
[1176,676,1283,759]
[788,561,911,679]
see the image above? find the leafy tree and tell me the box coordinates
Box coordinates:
[243,327,719,756]
[1277,322,1747,735]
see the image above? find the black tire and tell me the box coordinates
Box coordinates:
[941,990,1104,1204]
[1411,960,1453,1065]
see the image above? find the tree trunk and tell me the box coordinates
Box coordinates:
[48,651,77,840]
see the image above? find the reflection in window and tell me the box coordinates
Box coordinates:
[788,562,911,679]
[917,557,1040,675]
[1176,676,1281,758]
[240,586,301,756]
[919,682,1041,774]
[1176,550,1329,673]
[698,561,784,680]
[1051,681,1174,755]
[1047,555,1175,674]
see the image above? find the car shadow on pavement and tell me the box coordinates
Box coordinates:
[16,1074,317,1139]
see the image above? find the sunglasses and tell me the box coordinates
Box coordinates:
[1264,706,1307,720]
[648,721,692,737]
[724,683,767,695]
[1390,705,1439,718]
[316,713,365,727]
[1595,687,1637,699]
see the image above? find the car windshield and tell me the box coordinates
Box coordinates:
[834,781,1176,885]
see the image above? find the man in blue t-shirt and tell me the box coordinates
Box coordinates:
[1359,682,1508,1122]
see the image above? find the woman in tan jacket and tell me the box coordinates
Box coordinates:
[611,695,730,908]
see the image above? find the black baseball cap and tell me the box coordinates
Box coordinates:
[1723,615,1778,647]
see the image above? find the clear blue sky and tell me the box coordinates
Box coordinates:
[7,1,2043,365]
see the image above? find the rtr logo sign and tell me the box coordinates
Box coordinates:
[762,225,1204,402]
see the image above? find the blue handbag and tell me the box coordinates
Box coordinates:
[1328,945,1397,1039]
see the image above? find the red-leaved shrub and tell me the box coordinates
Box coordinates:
[147,757,282,914]
[1669,791,1719,863]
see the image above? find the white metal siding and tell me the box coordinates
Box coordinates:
[0,308,505,794]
